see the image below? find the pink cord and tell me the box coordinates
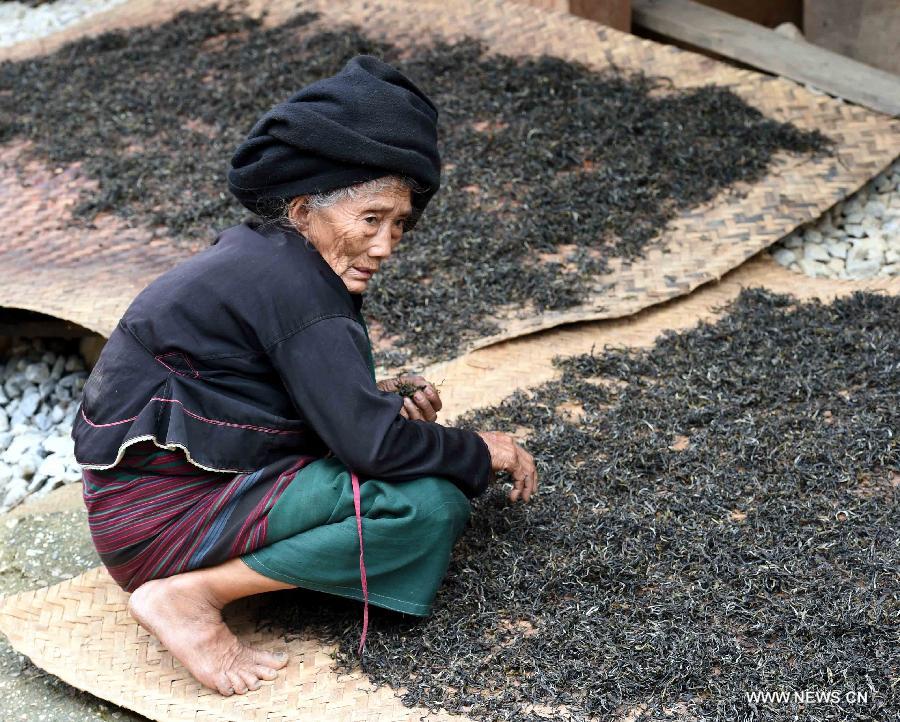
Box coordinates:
[350,471,369,655]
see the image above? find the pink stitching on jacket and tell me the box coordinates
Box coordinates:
[80,399,303,436]
[80,407,139,427]
[155,352,201,379]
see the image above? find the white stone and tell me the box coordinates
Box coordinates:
[843,199,864,216]
[0,465,11,484]
[0,407,7,433]
[50,355,66,381]
[3,377,20,399]
[803,228,823,244]
[844,224,866,238]
[885,249,900,264]
[33,412,53,432]
[2,478,27,509]
[798,258,826,277]
[874,173,893,193]
[855,236,886,256]
[2,433,43,463]
[38,379,55,399]
[8,424,29,437]
[34,477,65,498]
[804,244,830,262]
[61,465,82,483]
[58,373,86,389]
[50,405,66,424]
[27,474,47,493]
[846,256,881,278]
[24,362,50,384]
[863,201,886,219]
[9,408,29,428]
[819,216,837,236]
[0,0,130,49]
[826,240,850,259]
[0,432,11,451]
[42,435,74,457]
[36,454,68,481]
[0,386,7,405]
[18,389,40,417]
[826,258,844,274]
[783,234,803,249]
[772,248,796,266]
[861,221,883,239]
[16,453,39,478]
[881,263,899,276]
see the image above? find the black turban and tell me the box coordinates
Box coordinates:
[227,55,441,230]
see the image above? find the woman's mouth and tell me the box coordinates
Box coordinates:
[350,266,375,279]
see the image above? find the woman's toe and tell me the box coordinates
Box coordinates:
[226,669,249,694]
[253,665,278,681]
[213,672,235,696]
[237,668,262,691]
[253,649,289,669]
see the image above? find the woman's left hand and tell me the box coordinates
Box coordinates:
[377,374,443,422]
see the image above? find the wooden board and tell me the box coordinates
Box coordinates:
[804,0,900,76]
[633,0,900,116]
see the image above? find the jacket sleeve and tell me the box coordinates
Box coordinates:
[266,315,493,499]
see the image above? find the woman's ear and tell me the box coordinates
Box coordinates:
[287,196,311,233]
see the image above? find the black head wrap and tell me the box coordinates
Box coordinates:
[227,55,440,230]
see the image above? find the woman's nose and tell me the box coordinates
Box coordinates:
[369,224,395,258]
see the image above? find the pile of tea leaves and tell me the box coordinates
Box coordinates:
[0,5,831,362]
[257,289,898,721]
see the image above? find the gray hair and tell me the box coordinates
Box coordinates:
[278,174,422,230]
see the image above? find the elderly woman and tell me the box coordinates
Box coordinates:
[72,56,537,697]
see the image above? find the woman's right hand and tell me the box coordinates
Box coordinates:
[476,431,538,503]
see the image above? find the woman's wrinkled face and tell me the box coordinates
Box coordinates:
[289,182,413,294]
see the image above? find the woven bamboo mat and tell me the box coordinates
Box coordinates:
[0,566,463,722]
[428,252,900,422]
[1,252,896,721]
[0,0,898,361]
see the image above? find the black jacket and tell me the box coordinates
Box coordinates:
[72,219,492,499]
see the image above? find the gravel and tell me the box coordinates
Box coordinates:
[0,338,86,513]
[0,0,129,49]
[769,157,900,280]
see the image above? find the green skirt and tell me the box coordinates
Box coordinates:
[241,457,472,617]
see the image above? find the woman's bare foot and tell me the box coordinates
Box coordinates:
[127,573,290,696]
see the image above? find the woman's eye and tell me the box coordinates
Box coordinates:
[364,216,378,225]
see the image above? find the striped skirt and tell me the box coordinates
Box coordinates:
[82,439,472,624]
[82,439,314,593]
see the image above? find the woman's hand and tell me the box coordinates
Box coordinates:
[476,431,538,503]
[377,374,443,422]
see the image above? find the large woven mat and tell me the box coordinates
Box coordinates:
[0,0,898,361]
[0,566,462,721]
[1,252,897,721]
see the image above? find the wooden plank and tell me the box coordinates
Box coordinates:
[804,0,900,76]
[568,0,632,32]
[693,0,801,29]
[632,0,900,117]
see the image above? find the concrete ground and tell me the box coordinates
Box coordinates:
[0,484,147,722]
